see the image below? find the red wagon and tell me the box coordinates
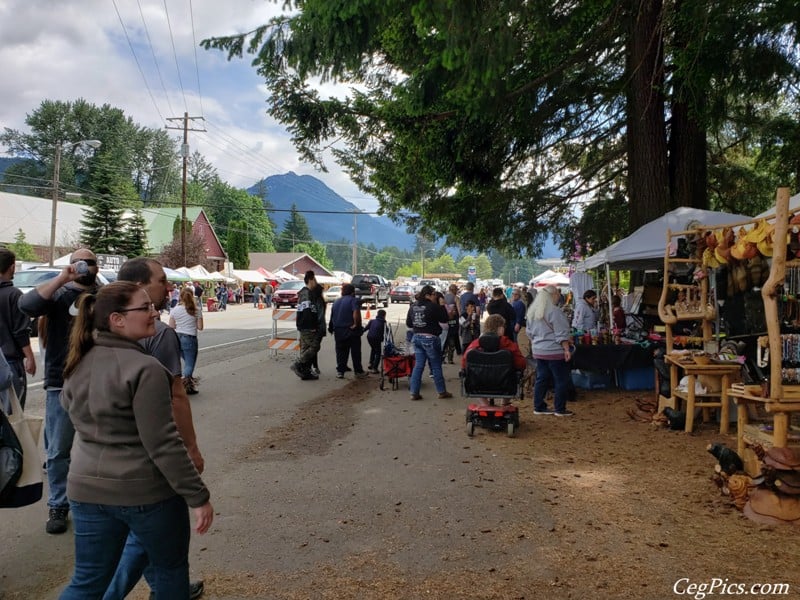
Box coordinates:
[379,354,415,391]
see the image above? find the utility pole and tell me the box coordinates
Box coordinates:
[352,211,358,274]
[166,113,205,266]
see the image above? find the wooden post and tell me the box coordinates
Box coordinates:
[762,188,790,399]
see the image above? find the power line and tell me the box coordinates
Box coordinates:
[162,0,189,113]
[137,0,175,117]
[188,0,204,117]
[111,0,165,124]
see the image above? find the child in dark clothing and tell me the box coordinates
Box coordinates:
[366,309,387,373]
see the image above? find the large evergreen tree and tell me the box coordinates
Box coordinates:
[120,209,150,258]
[203,1,799,255]
[226,219,250,269]
[275,204,312,252]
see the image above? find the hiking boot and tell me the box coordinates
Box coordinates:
[437,391,453,399]
[46,507,69,534]
[290,363,305,379]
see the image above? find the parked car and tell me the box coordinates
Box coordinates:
[273,280,305,308]
[323,285,342,303]
[415,278,440,293]
[351,274,390,308]
[389,285,415,303]
[15,266,110,336]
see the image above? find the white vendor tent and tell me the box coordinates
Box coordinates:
[755,191,800,219]
[231,269,268,283]
[530,269,559,284]
[532,272,570,287]
[576,206,751,272]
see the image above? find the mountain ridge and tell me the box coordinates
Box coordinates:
[248,172,418,251]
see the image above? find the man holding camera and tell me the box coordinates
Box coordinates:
[18,248,100,534]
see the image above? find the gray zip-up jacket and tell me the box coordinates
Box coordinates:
[61,332,209,508]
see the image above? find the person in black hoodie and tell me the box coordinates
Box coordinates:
[292,271,326,380]
[486,287,516,339]
[406,285,452,400]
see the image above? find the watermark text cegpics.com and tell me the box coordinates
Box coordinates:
[674,578,790,599]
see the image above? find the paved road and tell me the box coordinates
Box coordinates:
[2,298,552,599]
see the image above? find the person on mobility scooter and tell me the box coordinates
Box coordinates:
[461,314,527,437]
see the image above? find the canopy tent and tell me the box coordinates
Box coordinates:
[576,207,751,272]
[174,265,218,281]
[273,269,299,281]
[164,267,190,282]
[533,273,570,287]
[231,269,268,283]
[530,269,558,284]
[755,191,800,219]
[210,271,236,283]
[256,267,277,280]
[315,275,340,285]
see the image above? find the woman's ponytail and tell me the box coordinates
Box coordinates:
[63,293,97,379]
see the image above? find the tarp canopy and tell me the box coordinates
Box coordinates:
[316,275,340,285]
[274,269,299,281]
[530,269,558,284]
[210,271,236,283]
[231,269,268,283]
[188,265,221,281]
[755,191,800,219]
[576,206,751,271]
[164,267,190,282]
[257,267,277,280]
[533,273,570,287]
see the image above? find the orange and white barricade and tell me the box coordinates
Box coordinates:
[268,308,301,355]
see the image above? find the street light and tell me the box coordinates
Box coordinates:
[50,139,101,265]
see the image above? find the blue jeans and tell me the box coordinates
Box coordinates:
[61,495,190,600]
[410,334,446,395]
[177,334,198,379]
[46,388,74,510]
[533,358,571,413]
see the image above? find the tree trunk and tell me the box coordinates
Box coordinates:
[668,98,708,209]
[626,0,671,231]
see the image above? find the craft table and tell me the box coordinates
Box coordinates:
[664,355,742,434]
[571,343,654,371]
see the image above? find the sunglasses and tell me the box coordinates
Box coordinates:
[117,303,156,314]
[71,259,97,266]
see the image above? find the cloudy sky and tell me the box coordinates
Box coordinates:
[0,0,379,212]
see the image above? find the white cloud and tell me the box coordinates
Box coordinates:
[0,0,377,211]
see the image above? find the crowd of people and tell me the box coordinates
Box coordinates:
[1,255,593,597]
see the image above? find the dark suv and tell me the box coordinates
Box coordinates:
[351,274,390,308]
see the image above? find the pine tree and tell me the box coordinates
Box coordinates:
[226,219,249,269]
[80,194,127,253]
[121,209,150,258]
[275,204,312,252]
[8,229,39,261]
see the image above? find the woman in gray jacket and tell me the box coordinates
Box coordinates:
[527,285,575,417]
[59,282,213,599]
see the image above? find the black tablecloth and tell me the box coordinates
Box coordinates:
[571,343,655,371]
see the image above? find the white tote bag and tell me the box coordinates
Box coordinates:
[0,387,43,508]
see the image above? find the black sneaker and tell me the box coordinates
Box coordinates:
[303,371,319,380]
[554,410,575,417]
[533,407,555,415]
[336,372,344,379]
[46,507,69,534]
[290,363,305,379]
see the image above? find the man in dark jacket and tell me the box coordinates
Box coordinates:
[487,287,516,339]
[18,248,99,534]
[0,248,36,412]
[292,271,326,380]
[329,283,367,378]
